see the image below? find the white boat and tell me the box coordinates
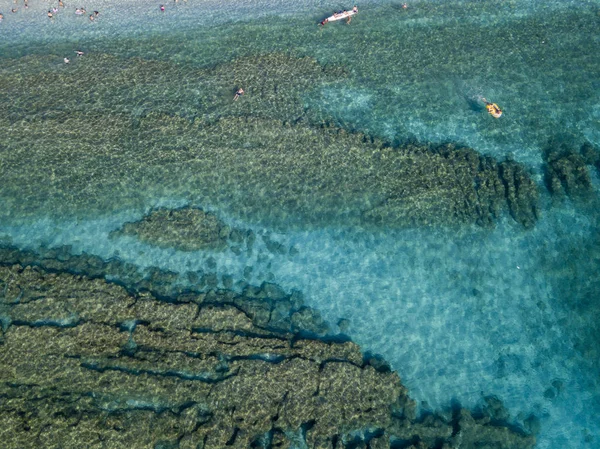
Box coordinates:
[321,7,358,24]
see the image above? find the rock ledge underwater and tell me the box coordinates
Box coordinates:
[0,256,536,449]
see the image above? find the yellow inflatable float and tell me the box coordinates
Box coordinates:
[483,98,502,118]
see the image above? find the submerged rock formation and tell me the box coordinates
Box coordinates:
[111,207,254,252]
[360,143,539,228]
[544,141,599,198]
[0,51,539,230]
[0,262,536,449]
[498,160,540,229]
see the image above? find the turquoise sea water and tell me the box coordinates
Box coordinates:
[1,0,600,448]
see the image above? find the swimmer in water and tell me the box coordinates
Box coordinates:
[160,5,165,11]
[233,88,244,101]
[64,57,70,64]
[47,10,53,18]
[75,50,84,56]
[59,0,64,7]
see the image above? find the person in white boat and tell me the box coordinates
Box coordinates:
[319,6,357,26]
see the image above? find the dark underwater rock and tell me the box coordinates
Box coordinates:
[362,143,539,229]
[499,160,540,228]
[449,408,532,449]
[0,264,400,449]
[0,262,536,449]
[580,142,600,166]
[290,306,329,336]
[1,49,541,230]
[111,207,233,251]
[544,144,593,198]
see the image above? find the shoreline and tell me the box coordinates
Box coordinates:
[0,0,593,44]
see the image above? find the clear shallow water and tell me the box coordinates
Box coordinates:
[2,197,600,448]
[1,0,600,448]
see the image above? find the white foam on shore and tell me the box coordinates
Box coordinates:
[0,0,593,46]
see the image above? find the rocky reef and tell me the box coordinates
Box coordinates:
[544,141,599,198]
[0,52,539,230]
[498,159,540,229]
[111,207,254,252]
[360,143,539,229]
[0,257,536,449]
[0,243,314,329]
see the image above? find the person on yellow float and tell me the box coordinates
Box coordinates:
[482,98,502,118]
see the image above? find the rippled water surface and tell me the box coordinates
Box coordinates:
[1,0,599,448]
